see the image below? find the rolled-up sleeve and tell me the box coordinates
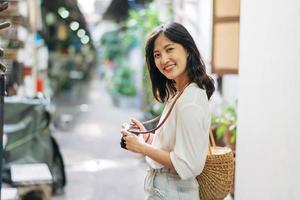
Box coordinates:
[170,104,209,180]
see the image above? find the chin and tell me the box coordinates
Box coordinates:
[162,72,176,80]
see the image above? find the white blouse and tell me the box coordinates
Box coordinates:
[146,83,210,180]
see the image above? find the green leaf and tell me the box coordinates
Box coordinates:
[216,125,227,139]
[230,133,236,143]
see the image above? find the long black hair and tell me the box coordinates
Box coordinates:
[145,22,215,102]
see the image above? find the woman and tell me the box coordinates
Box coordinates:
[121,22,215,200]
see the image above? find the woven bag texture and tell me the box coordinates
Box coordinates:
[196,147,235,200]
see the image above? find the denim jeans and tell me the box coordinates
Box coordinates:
[144,168,200,200]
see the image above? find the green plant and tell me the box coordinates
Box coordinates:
[110,65,136,96]
[123,4,163,109]
[211,105,237,144]
[100,30,123,60]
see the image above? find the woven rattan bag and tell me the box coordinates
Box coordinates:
[196,130,235,200]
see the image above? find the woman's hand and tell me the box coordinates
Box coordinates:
[130,118,146,131]
[121,128,174,170]
[130,118,153,143]
[121,129,146,154]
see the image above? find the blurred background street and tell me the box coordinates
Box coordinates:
[52,72,146,200]
[1,0,300,200]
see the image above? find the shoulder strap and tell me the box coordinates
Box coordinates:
[128,84,189,135]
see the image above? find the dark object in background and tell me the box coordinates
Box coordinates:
[0,48,4,57]
[0,0,11,195]
[2,96,66,193]
[21,190,45,200]
[5,61,22,95]
[0,21,10,29]
[0,62,6,73]
[0,1,8,12]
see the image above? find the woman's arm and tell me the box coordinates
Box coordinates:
[141,143,175,170]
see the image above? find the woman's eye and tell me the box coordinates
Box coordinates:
[166,48,174,52]
[154,54,160,58]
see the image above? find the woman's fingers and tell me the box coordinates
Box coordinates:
[131,118,141,125]
[130,123,139,128]
[120,128,130,136]
[130,118,146,131]
[121,132,145,153]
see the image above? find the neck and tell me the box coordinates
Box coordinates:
[176,79,191,93]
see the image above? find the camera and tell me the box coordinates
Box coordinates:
[120,137,127,149]
[120,123,131,150]
[120,123,142,149]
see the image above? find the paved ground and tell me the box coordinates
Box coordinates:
[52,74,147,200]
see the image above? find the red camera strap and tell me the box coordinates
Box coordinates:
[128,83,190,135]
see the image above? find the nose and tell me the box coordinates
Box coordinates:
[160,53,170,65]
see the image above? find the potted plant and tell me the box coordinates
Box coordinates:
[211,104,237,152]
[211,104,237,198]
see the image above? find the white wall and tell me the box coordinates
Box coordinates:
[179,0,212,70]
[195,0,212,67]
[236,0,300,199]
[222,75,238,104]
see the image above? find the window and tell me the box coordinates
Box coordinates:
[212,0,240,75]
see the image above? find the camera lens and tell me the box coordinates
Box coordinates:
[120,137,127,149]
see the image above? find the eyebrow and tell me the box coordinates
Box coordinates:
[153,43,175,53]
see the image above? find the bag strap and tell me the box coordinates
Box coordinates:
[128,83,190,135]
[129,82,217,156]
[208,129,216,155]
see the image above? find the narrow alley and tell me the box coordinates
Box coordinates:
[2,0,299,199]
[52,73,147,200]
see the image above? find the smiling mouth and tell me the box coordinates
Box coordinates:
[163,64,175,72]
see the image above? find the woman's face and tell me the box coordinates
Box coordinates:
[153,34,189,84]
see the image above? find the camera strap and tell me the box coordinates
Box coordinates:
[128,82,190,135]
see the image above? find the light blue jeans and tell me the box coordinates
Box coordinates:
[144,168,200,200]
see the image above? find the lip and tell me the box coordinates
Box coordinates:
[163,64,175,72]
